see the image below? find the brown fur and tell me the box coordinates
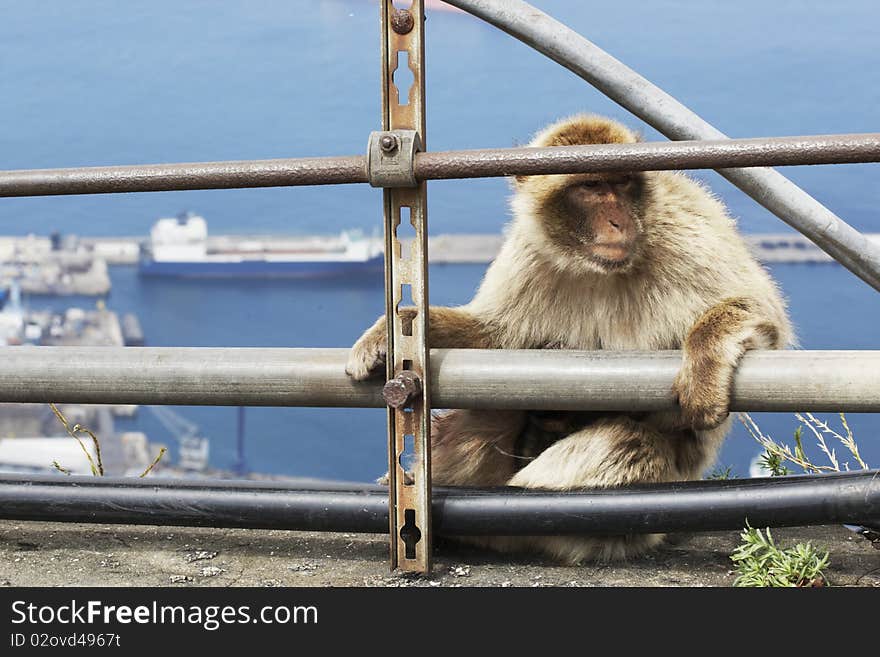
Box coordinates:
[347,113,793,564]
[673,296,783,430]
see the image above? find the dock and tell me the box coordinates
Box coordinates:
[0,291,148,475]
[76,231,880,266]
[0,231,869,297]
[0,235,111,295]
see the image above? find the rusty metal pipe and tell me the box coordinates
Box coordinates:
[0,135,879,197]
[413,134,880,179]
[0,156,369,197]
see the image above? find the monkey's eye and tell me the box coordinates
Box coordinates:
[579,180,601,188]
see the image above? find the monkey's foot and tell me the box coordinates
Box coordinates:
[535,533,665,564]
[456,533,665,565]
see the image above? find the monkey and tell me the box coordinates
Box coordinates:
[346,114,793,564]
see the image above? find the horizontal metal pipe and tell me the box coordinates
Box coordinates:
[445,0,880,292]
[0,156,369,197]
[0,135,878,197]
[414,134,880,180]
[0,347,382,407]
[1,347,879,412]
[0,471,876,535]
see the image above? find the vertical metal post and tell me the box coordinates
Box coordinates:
[379,0,432,573]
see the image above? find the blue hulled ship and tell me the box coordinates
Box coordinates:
[139,213,384,278]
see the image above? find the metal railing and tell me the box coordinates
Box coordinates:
[0,347,879,413]
[1,0,879,574]
[1,134,878,196]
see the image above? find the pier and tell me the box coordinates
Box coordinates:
[0,230,867,298]
[72,231,880,266]
[0,235,111,295]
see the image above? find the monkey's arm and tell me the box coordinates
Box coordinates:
[345,306,494,380]
[673,297,783,430]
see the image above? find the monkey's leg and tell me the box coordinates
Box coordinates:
[431,409,526,487]
[345,306,492,380]
[673,296,783,430]
[375,408,524,491]
[479,416,713,564]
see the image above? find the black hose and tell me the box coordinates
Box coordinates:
[0,471,877,536]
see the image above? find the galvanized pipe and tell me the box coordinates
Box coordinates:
[1,347,879,412]
[0,471,876,535]
[445,0,880,292]
[1,135,879,197]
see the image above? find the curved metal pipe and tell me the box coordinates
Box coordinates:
[444,0,880,292]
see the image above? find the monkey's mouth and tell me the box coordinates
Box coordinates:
[589,241,634,265]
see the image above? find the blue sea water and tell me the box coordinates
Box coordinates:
[1,1,878,480]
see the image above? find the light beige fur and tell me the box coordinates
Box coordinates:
[347,114,793,564]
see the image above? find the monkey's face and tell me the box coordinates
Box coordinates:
[531,172,648,275]
[513,113,651,274]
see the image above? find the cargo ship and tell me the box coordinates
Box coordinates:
[139,213,384,278]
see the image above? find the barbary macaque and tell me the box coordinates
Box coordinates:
[346,114,792,563]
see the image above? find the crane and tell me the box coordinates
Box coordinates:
[147,406,210,472]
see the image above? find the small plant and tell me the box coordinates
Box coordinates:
[140,447,167,478]
[731,525,829,587]
[49,403,166,477]
[739,412,868,475]
[757,448,792,477]
[706,465,734,480]
[50,402,104,476]
[730,412,870,586]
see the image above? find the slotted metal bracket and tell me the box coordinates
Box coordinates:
[379,0,432,573]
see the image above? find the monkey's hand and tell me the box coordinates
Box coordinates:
[673,297,782,431]
[345,311,411,380]
[345,306,492,380]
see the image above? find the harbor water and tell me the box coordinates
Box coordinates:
[34,259,880,481]
[1,1,879,480]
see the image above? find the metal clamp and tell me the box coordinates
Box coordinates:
[366,130,421,188]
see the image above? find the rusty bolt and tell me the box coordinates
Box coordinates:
[379,134,399,154]
[383,370,422,409]
[391,9,414,34]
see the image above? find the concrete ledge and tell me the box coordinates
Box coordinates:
[0,520,877,587]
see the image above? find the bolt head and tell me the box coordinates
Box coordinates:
[379,134,399,154]
[383,371,422,409]
[391,9,414,35]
